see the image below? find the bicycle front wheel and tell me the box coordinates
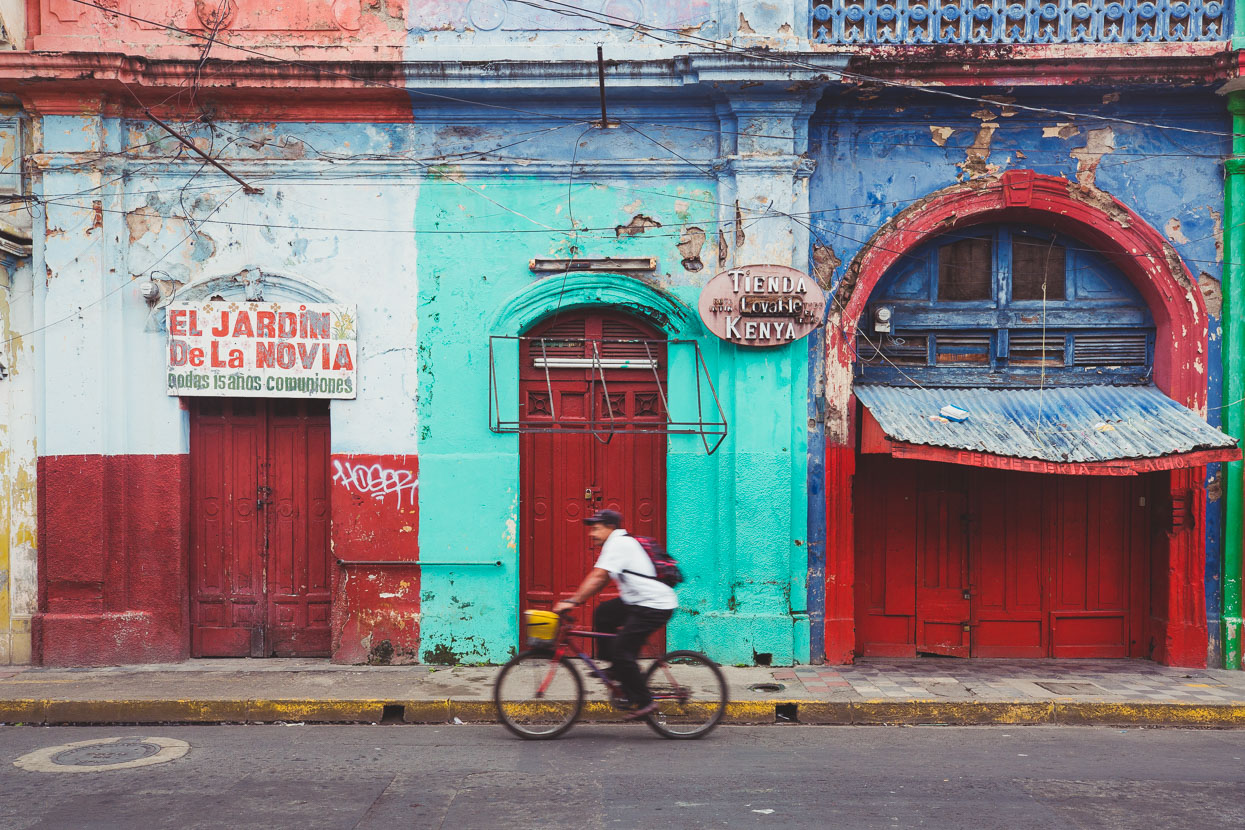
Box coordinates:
[643,650,727,739]
[494,650,583,740]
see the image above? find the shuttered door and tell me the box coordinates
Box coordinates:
[519,311,667,652]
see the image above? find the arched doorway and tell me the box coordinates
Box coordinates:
[518,309,668,648]
[823,172,1229,667]
[852,221,1159,658]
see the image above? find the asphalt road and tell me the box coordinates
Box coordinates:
[0,724,1242,829]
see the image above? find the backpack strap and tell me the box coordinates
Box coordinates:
[621,568,663,582]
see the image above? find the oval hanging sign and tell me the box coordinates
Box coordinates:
[698,264,825,347]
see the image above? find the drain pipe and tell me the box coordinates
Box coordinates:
[1222,90,1245,669]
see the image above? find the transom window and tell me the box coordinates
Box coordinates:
[855,224,1154,386]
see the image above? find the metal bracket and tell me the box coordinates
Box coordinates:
[489,335,728,455]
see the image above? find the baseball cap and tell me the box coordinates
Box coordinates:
[583,508,623,527]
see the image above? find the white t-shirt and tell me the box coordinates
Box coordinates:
[593,529,679,611]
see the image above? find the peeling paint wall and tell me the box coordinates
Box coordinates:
[30,115,421,664]
[811,86,1229,663]
[414,94,814,666]
[0,248,35,664]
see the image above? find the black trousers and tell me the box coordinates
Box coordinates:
[593,597,673,707]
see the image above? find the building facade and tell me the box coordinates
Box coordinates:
[0,0,1240,668]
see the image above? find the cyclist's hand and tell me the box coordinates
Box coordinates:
[552,600,578,614]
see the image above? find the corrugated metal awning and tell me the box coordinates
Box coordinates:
[855,384,1239,473]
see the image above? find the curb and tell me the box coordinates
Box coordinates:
[2,698,1245,727]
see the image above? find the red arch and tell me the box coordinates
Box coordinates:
[822,171,1211,668]
[832,170,1207,409]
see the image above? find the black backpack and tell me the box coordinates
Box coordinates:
[622,534,684,587]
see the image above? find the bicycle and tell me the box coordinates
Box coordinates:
[494,609,727,740]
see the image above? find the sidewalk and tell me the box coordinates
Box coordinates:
[1,658,1243,727]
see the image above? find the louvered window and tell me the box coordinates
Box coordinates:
[600,319,658,360]
[935,333,991,365]
[530,318,586,359]
[528,316,661,370]
[1008,332,1065,367]
[1073,333,1148,366]
[856,334,928,366]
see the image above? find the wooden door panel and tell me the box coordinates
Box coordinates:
[854,456,918,656]
[266,399,332,656]
[915,465,970,656]
[1049,476,1136,658]
[972,470,1045,658]
[520,311,668,654]
[191,399,266,657]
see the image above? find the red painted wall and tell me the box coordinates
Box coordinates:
[329,453,419,664]
[35,454,190,666]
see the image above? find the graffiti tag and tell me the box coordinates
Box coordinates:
[332,459,417,509]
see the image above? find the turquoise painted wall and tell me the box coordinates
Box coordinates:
[415,170,811,665]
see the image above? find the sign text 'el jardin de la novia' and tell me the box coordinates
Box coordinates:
[166,301,358,398]
[698,264,825,347]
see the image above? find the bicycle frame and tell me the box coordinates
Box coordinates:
[534,618,689,704]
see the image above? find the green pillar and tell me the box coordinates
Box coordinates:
[1222,92,1245,669]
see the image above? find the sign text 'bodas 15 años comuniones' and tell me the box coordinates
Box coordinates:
[166,301,358,398]
[697,264,825,346]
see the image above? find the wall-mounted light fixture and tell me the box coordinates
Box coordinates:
[139,281,161,304]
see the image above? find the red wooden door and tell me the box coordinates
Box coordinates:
[520,311,667,650]
[191,398,332,657]
[972,469,1047,657]
[914,464,971,656]
[855,457,1151,658]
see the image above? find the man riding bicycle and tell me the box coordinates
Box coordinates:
[553,508,677,720]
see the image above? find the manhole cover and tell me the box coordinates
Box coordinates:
[1035,682,1102,695]
[748,683,786,693]
[14,737,189,773]
[53,739,161,766]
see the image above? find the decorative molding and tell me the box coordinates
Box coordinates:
[491,272,696,336]
[812,0,1229,45]
[148,269,340,332]
[32,155,721,181]
[834,172,1206,409]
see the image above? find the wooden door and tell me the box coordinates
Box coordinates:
[191,398,332,657]
[914,464,971,656]
[854,457,1151,658]
[519,311,667,649]
[1046,476,1146,657]
[971,468,1047,657]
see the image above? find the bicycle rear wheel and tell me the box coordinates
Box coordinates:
[494,650,583,740]
[642,650,727,739]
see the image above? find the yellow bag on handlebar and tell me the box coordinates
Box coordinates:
[523,609,561,647]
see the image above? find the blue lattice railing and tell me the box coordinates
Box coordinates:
[810,0,1228,44]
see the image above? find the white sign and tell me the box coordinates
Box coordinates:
[166,301,357,398]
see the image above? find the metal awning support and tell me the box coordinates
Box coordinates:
[488,335,728,455]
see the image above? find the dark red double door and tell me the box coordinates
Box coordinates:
[519,311,666,651]
[190,398,332,657]
[856,457,1153,658]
